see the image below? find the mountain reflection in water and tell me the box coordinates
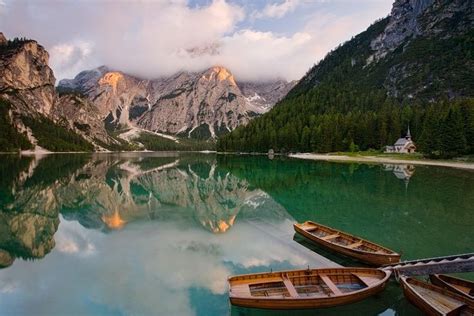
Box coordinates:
[1,153,472,316]
[0,153,301,268]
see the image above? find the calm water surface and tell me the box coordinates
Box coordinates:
[0,153,473,316]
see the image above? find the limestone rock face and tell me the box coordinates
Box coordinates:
[0,39,56,115]
[370,0,434,61]
[238,79,297,113]
[58,66,295,139]
[138,66,252,137]
[52,94,118,149]
[370,0,472,62]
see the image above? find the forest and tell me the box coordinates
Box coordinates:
[217,98,474,158]
[217,18,474,159]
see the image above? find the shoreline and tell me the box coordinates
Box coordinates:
[289,153,474,171]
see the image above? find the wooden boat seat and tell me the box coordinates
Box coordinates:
[282,274,299,298]
[352,274,375,287]
[319,275,343,296]
[346,241,363,249]
[321,233,340,241]
[448,304,468,315]
[231,284,251,297]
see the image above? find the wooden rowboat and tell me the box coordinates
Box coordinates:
[294,221,400,266]
[228,267,391,309]
[400,276,474,315]
[430,274,474,300]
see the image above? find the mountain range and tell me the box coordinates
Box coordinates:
[0,33,294,152]
[218,0,474,158]
[1,0,472,156]
[58,66,295,139]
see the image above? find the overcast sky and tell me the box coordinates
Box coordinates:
[0,0,393,81]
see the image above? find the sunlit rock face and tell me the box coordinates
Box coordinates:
[58,66,295,138]
[138,66,253,138]
[0,38,55,116]
[0,34,106,149]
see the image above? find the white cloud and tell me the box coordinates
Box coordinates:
[49,41,95,80]
[254,0,300,19]
[0,0,393,82]
[0,209,318,315]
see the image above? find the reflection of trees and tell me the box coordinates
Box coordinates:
[0,153,264,268]
[0,155,89,267]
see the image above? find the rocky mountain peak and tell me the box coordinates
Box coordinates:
[201,66,237,87]
[98,71,124,94]
[58,65,295,139]
[370,0,434,61]
[0,34,55,115]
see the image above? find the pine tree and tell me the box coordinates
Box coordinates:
[441,107,467,157]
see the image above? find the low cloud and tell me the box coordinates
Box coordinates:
[254,0,300,19]
[0,0,392,82]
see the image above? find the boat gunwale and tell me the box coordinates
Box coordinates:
[228,267,391,301]
[294,221,400,257]
[401,276,474,315]
[430,274,474,299]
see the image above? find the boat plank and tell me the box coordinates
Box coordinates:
[412,284,466,314]
[294,221,401,266]
[352,274,378,287]
[430,274,474,299]
[347,241,364,249]
[319,275,343,296]
[229,267,391,309]
[282,276,299,298]
[321,233,340,241]
[401,277,474,316]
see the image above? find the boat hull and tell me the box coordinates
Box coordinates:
[430,274,474,300]
[294,222,400,266]
[230,282,387,309]
[229,267,391,310]
[400,277,474,316]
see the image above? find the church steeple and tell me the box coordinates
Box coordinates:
[406,125,411,140]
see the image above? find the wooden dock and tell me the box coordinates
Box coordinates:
[384,253,474,276]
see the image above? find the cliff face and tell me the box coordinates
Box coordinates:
[370,0,473,62]
[370,0,435,61]
[0,36,55,116]
[295,0,473,100]
[0,33,102,151]
[59,66,295,139]
[137,66,253,138]
[52,94,117,147]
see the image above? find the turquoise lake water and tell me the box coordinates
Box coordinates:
[0,153,473,315]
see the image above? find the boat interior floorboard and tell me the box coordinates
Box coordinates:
[412,284,466,314]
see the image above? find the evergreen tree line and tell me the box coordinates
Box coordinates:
[217,16,474,159]
[217,98,474,158]
[0,99,33,151]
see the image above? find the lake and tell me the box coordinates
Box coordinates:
[0,152,473,315]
